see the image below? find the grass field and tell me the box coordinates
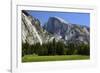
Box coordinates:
[22,55,90,62]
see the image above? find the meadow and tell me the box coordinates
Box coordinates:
[22,55,90,62]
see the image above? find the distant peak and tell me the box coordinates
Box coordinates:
[52,16,69,24]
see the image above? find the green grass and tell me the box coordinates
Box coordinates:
[22,55,90,62]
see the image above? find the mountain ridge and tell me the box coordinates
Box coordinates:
[22,10,90,45]
[43,16,90,44]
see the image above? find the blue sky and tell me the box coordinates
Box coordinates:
[27,10,90,27]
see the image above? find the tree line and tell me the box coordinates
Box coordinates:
[22,39,90,57]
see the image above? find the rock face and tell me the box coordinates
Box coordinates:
[22,10,53,45]
[22,10,90,45]
[22,10,42,45]
[44,16,90,44]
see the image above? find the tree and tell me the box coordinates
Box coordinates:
[56,41,65,55]
[22,42,30,56]
[66,43,75,55]
[78,44,90,55]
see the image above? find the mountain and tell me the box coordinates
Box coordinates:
[43,16,90,44]
[22,10,89,45]
[22,10,54,45]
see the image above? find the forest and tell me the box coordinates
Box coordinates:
[22,39,90,57]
